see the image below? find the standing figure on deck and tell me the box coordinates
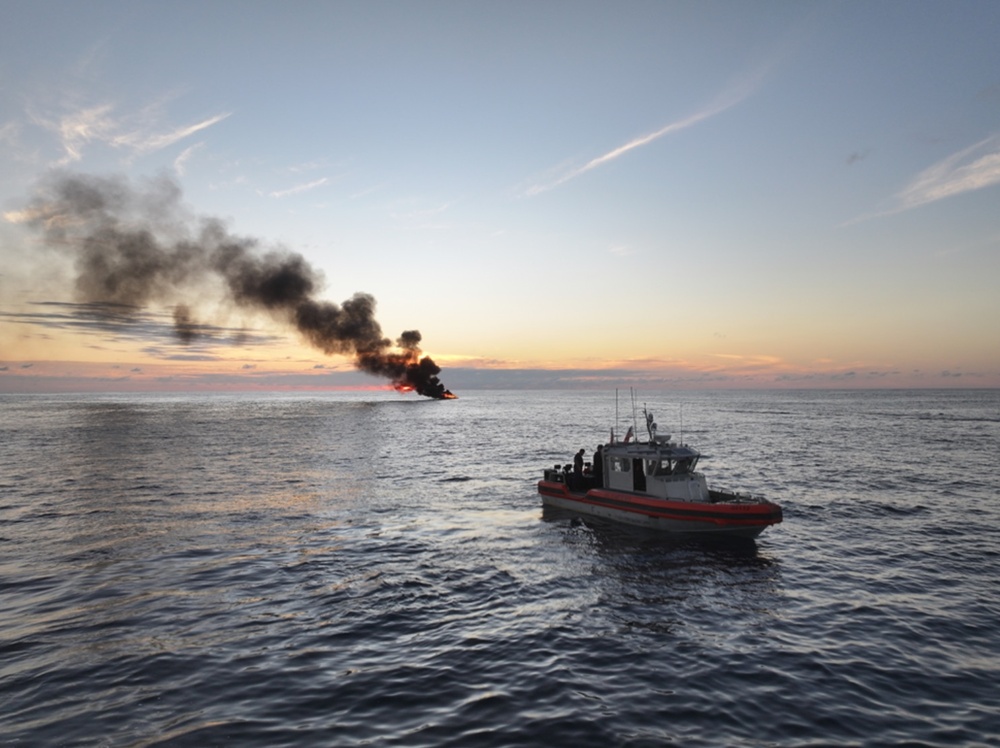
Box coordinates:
[572,449,585,488]
[592,444,604,488]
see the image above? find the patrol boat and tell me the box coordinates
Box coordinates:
[538,409,782,538]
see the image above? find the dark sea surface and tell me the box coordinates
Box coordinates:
[1,389,998,747]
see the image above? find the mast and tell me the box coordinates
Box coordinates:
[630,388,638,442]
[615,388,619,443]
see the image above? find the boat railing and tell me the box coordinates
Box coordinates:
[708,487,764,504]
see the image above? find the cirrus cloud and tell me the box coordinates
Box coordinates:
[850,134,1000,224]
[30,102,230,165]
[895,134,1000,210]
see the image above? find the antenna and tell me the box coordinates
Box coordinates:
[630,388,638,442]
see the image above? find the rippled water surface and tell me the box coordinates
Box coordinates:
[2,389,998,746]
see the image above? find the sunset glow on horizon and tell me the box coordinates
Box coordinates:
[2,3,999,392]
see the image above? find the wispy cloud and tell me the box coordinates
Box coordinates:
[268,177,329,199]
[173,142,204,175]
[287,160,326,173]
[111,112,231,155]
[895,134,1000,210]
[32,103,230,164]
[846,134,1000,224]
[385,200,455,231]
[1,121,21,147]
[48,104,116,163]
[350,183,386,200]
[523,69,767,197]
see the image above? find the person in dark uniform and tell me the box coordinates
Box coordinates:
[592,444,604,488]
[569,449,583,490]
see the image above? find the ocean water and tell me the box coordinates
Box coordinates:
[1,388,998,747]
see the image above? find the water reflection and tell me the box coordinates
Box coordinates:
[542,506,783,640]
[543,506,771,560]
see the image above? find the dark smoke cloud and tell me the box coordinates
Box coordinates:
[16,172,455,398]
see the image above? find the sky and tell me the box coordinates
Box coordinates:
[1,0,999,393]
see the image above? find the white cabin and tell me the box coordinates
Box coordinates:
[599,441,711,503]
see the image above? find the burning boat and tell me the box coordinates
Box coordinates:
[538,408,782,538]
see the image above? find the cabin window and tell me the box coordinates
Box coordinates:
[654,459,673,476]
[610,457,629,473]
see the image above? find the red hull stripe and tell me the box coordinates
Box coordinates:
[538,481,782,527]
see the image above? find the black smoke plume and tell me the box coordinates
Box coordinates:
[17,172,455,399]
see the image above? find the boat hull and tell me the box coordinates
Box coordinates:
[538,480,782,538]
